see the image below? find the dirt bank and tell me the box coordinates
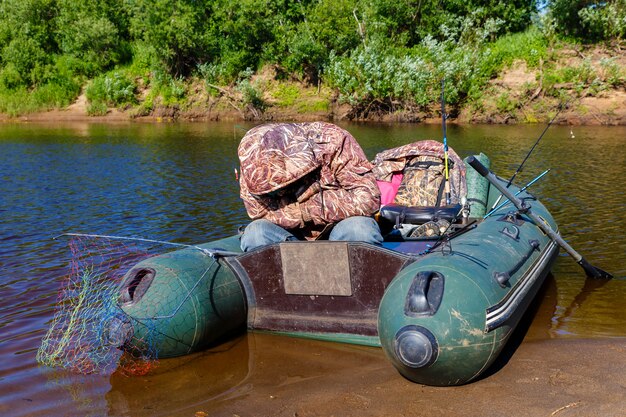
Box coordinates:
[4,90,625,126]
[2,46,625,126]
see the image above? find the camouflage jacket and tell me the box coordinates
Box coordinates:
[238,122,380,240]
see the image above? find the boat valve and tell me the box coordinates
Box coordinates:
[394,325,438,368]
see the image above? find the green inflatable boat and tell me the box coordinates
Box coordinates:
[112,155,561,386]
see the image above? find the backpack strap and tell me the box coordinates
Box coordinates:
[434,159,456,207]
[435,177,446,207]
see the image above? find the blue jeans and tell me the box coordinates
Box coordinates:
[240,216,383,252]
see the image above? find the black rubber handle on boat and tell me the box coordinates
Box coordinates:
[466,156,489,177]
[466,156,612,280]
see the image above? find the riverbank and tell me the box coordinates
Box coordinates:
[4,92,626,126]
[2,46,624,126]
[101,332,626,417]
[190,335,625,417]
[3,84,626,126]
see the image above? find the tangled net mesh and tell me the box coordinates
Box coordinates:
[37,235,165,376]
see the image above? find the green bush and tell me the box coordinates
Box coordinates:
[483,28,547,72]
[87,100,108,116]
[127,0,217,76]
[197,50,254,85]
[600,57,625,87]
[0,78,79,115]
[31,81,79,108]
[0,64,23,90]
[158,76,186,106]
[325,36,482,108]
[578,1,626,40]
[236,69,266,110]
[272,84,300,107]
[540,57,624,97]
[54,0,131,76]
[548,0,626,41]
[56,15,124,76]
[1,36,48,87]
[0,87,31,115]
[86,71,137,107]
[496,92,517,113]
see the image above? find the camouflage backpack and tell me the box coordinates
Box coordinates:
[394,155,450,206]
[372,140,467,207]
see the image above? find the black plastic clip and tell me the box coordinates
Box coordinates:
[498,211,525,226]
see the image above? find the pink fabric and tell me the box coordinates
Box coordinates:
[377,173,403,206]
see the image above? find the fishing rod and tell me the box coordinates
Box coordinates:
[53,233,241,258]
[441,79,451,205]
[490,99,570,210]
[467,156,612,279]
[483,168,551,218]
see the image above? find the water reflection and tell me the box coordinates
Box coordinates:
[550,273,626,338]
[107,334,252,417]
[553,278,606,335]
[97,331,393,417]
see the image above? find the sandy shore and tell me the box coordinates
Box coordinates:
[200,336,626,417]
[104,332,626,417]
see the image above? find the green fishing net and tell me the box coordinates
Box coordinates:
[37,236,161,375]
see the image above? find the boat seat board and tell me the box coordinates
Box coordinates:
[227,242,415,337]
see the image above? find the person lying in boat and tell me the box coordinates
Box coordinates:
[238,122,383,251]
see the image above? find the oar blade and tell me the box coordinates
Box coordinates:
[578,258,613,279]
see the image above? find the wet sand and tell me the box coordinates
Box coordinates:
[102,333,626,417]
[206,336,626,417]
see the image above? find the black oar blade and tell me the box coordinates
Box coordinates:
[578,258,613,279]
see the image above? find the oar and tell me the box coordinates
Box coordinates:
[483,168,551,218]
[466,156,612,279]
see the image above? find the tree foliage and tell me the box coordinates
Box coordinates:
[0,0,622,115]
[55,0,130,76]
[547,0,626,41]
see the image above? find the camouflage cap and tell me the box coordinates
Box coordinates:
[238,123,320,196]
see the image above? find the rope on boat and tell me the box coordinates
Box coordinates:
[54,233,240,258]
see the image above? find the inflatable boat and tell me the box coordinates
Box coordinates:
[108,154,564,386]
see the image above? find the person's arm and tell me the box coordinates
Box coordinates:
[240,179,308,229]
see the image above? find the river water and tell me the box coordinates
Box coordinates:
[1,121,625,416]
